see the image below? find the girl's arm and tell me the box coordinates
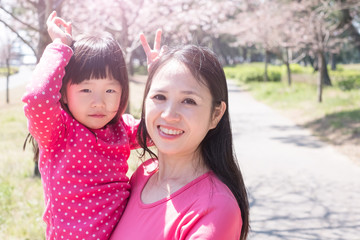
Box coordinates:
[22,12,73,149]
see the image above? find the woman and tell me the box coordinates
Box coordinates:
[110,44,249,240]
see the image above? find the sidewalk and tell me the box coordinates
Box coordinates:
[0,66,33,92]
[228,81,360,240]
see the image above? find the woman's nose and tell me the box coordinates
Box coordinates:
[161,103,180,122]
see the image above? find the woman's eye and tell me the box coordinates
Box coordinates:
[183,98,197,105]
[152,94,166,101]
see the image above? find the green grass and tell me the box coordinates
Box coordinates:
[0,67,19,76]
[0,103,46,240]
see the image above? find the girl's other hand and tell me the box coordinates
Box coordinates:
[46,11,73,46]
[140,29,165,72]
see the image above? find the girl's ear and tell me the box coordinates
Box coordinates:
[60,83,69,104]
[61,90,68,104]
[210,101,226,129]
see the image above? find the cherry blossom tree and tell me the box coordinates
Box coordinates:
[61,0,236,73]
[0,0,65,61]
[219,0,289,82]
[291,0,360,102]
[220,0,360,102]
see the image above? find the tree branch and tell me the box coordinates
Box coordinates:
[0,19,37,58]
[0,5,39,32]
[25,0,38,8]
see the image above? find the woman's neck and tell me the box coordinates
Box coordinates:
[156,151,208,184]
[141,151,209,204]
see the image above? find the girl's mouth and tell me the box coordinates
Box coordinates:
[89,114,106,118]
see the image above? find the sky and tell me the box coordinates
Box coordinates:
[0,24,36,65]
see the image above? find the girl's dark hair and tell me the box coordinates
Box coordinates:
[24,34,128,162]
[60,34,129,121]
[137,45,249,240]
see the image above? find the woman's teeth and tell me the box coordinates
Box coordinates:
[159,126,184,135]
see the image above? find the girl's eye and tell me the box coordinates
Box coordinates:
[106,89,116,93]
[80,89,91,93]
[183,98,197,105]
[152,94,166,101]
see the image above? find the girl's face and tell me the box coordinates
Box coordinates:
[145,60,219,159]
[63,77,122,129]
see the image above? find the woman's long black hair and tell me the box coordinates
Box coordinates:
[137,45,249,240]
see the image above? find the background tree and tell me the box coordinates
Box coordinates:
[0,0,65,61]
[0,26,16,104]
[292,0,359,102]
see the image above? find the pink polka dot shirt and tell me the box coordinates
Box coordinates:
[22,43,139,240]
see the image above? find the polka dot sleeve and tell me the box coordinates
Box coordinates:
[121,114,154,150]
[121,114,140,149]
[22,43,73,149]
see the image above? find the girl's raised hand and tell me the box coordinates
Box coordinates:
[140,29,165,72]
[46,11,73,46]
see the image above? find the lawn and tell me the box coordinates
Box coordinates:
[0,83,45,239]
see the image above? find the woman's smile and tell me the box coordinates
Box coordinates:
[158,125,184,137]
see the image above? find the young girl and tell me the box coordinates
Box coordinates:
[22,11,145,239]
[110,45,250,239]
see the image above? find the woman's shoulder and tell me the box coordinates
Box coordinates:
[177,173,242,238]
[192,172,239,207]
[130,159,158,185]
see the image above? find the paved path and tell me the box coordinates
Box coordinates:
[228,81,360,240]
[0,65,32,92]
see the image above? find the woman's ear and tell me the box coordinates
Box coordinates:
[210,101,226,129]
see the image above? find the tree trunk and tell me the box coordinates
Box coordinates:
[264,50,269,82]
[317,51,324,103]
[330,53,336,70]
[6,58,10,103]
[242,47,248,63]
[340,7,360,52]
[36,0,61,61]
[34,161,41,177]
[320,52,332,86]
[285,48,292,86]
[212,37,229,66]
[127,52,135,76]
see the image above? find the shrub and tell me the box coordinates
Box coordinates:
[336,77,360,91]
[224,63,281,82]
[0,67,19,76]
[133,65,147,75]
[330,69,360,91]
[287,63,313,74]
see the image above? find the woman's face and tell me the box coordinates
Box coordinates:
[145,60,218,159]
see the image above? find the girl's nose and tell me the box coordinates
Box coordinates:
[91,93,105,108]
[161,103,180,122]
